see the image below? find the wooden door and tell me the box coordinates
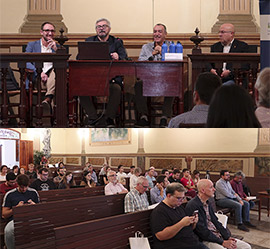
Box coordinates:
[20,140,33,170]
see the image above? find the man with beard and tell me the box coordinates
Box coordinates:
[79,18,127,127]
[30,168,56,191]
[104,170,128,195]
[136,24,174,127]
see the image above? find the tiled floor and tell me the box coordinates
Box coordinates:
[227,210,270,249]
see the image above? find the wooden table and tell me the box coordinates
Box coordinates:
[258,191,270,221]
[68,60,187,126]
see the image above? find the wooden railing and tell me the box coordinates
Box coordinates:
[188,53,260,98]
[0,52,70,127]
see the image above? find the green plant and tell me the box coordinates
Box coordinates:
[33,150,45,166]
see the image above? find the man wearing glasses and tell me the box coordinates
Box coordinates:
[215,170,255,232]
[151,182,208,249]
[105,170,128,195]
[208,23,249,85]
[79,18,127,127]
[30,168,56,191]
[124,176,149,213]
[25,22,57,111]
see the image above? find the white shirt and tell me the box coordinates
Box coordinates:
[222,39,234,71]
[40,39,53,73]
[117,172,127,181]
[104,182,127,195]
[130,175,138,190]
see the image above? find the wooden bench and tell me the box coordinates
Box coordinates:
[13,193,126,249]
[54,209,153,249]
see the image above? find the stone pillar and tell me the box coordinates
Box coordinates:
[20,0,67,33]
[137,129,145,153]
[254,128,270,152]
[212,0,259,33]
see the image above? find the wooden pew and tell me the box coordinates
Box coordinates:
[54,209,153,249]
[13,193,126,249]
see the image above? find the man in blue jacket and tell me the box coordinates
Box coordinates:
[25,22,57,110]
[186,179,251,249]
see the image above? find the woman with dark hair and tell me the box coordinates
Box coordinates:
[207,84,261,128]
[0,165,8,181]
[80,171,95,188]
[12,165,19,176]
[58,172,76,189]
[18,167,26,175]
[99,165,111,185]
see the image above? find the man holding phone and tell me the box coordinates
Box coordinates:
[186,179,251,249]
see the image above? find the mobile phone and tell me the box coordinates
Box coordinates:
[193,210,199,216]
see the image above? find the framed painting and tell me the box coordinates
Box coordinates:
[90,128,131,146]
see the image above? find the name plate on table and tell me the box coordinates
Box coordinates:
[165,53,183,61]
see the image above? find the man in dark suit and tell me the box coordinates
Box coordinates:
[79,18,127,127]
[209,23,249,85]
[25,22,57,110]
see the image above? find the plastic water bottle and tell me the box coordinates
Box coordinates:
[176,41,183,53]
[161,42,168,61]
[169,41,176,53]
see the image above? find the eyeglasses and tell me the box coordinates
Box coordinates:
[42,173,49,176]
[140,184,149,189]
[96,25,109,29]
[43,29,55,33]
[218,31,232,34]
[109,174,117,177]
[173,195,185,201]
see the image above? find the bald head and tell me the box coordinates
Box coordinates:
[197,179,211,192]
[197,179,215,201]
[219,23,235,45]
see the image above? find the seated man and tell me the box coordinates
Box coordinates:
[25,22,58,110]
[168,169,181,183]
[53,167,66,184]
[105,170,128,195]
[30,168,56,191]
[0,172,17,194]
[124,176,149,213]
[116,165,127,185]
[215,170,255,232]
[208,23,249,85]
[230,171,255,209]
[150,175,169,204]
[181,168,197,198]
[146,167,156,189]
[186,179,251,249]
[26,163,37,179]
[79,18,127,127]
[2,174,40,249]
[137,23,173,127]
[127,165,135,177]
[151,182,207,249]
[168,72,221,127]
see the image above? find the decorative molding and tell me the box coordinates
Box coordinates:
[254,128,270,153]
[148,158,183,170]
[196,159,243,172]
[66,157,80,165]
[110,157,135,167]
[49,157,64,164]
[86,157,106,166]
[255,157,270,177]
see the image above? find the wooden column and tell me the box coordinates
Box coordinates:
[212,0,259,33]
[20,0,67,33]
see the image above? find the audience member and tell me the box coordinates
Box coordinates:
[26,163,37,179]
[25,22,58,110]
[215,170,255,232]
[137,23,173,127]
[146,167,156,189]
[254,67,270,127]
[169,72,221,127]
[12,165,19,176]
[207,84,261,128]
[105,170,128,195]
[186,179,251,249]
[2,174,40,249]
[0,165,8,181]
[30,168,56,191]
[117,165,127,185]
[18,168,25,175]
[181,168,197,198]
[208,23,249,85]
[150,175,169,204]
[79,18,127,127]
[230,171,255,209]
[161,169,170,179]
[124,176,149,213]
[150,182,207,249]
[192,170,200,187]
[80,170,95,188]
[88,164,98,185]
[168,169,181,183]
[127,165,135,177]
[0,172,17,194]
[53,167,66,184]
[130,167,142,190]
[58,172,76,189]
[99,165,111,185]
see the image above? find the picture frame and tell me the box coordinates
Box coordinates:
[90,128,131,146]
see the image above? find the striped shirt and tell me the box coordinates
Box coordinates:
[124,188,149,213]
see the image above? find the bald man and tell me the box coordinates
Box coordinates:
[186,179,251,249]
[208,23,249,85]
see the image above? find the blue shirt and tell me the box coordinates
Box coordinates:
[150,185,166,204]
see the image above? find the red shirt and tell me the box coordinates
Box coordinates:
[181,177,194,189]
[230,179,247,199]
[0,182,18,194]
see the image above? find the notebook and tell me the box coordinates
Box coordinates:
[77,41,110,60]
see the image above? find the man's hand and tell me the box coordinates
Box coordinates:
[222,238,237,249]
[152,45,162,56]
[16,201,24,207]
[47,38,57,51]
[180,216,195,227]
[41,72,48,82]
[221,69,231,78]
[156,183,163,191]
[239,200,244,206]
[111,52,119,60]
[27,199,36,205]
[210,69,218,75]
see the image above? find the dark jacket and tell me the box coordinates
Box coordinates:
[186,196,230,245]
[207,39,249,82]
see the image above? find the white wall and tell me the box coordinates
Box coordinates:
[0,139,19,168]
